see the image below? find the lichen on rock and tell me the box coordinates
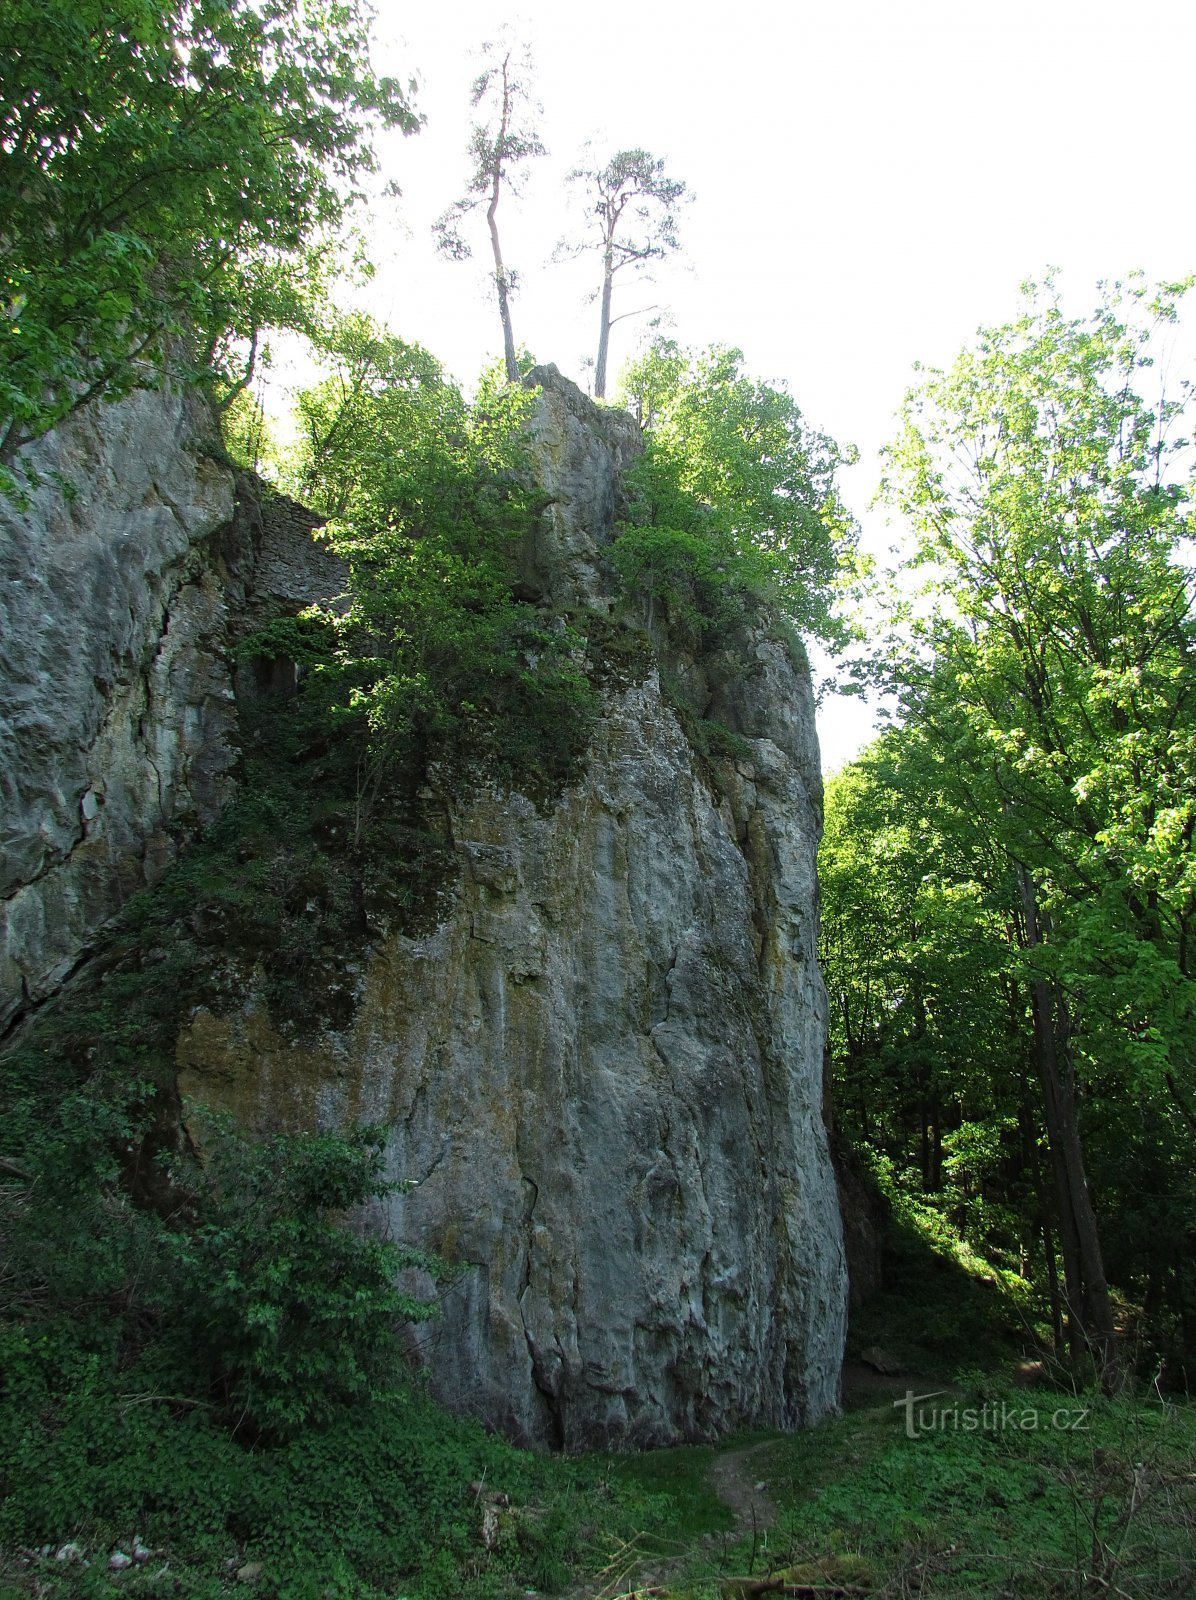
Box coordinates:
[179,369,847,1446]
[1,366,847,1447]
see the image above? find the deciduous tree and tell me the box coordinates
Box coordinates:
[0,0,418,493]
[616,340,858,645]
[874,274,1196,1377]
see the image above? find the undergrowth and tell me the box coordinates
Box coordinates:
[845,1148,1037,1380]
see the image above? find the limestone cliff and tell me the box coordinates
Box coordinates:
[178,368,847,1445]
[1,368,847,1447]
[0,387,238,1030]
[0,391,346,1033]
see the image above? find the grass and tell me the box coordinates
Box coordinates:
[551,1389,1195,1600]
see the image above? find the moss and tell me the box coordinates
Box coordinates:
[579,610,655,691]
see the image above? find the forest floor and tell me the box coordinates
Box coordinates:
[4,1206,1192,1600]
[575,1374,1195,1600]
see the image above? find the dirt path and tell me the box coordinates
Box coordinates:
[708,1438,778,1534]
[564,1439,781,1599]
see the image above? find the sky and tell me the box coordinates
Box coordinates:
[270,0,1196,774]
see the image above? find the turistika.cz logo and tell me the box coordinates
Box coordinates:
[894,1390,1090,1440]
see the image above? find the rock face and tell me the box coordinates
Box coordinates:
[0,388,346,1032]
[2,367,847,1446]
[0,386,239,1029]
[178,368,848,1446]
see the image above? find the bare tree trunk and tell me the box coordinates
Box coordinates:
[593,247,614,398]
[1018,1073,1066,1356]
[1016,864,1120,1385]
[486,191,518,381]
[487,58,519,382]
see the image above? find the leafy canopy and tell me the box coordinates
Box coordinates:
[880,274,1196,1098]
[281,319,597,805]
[0,0,417,484]
[615,339,859,646]
[841,275,1196,1366]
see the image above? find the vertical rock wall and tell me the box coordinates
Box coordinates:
[176,368,849,1446]
[0,388,239,1030]
[2,368,847,1444]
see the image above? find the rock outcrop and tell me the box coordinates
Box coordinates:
[0,387,239,1030]
[178,368,848,1445]
[2,367,847,1446]
[0,388,347,1032]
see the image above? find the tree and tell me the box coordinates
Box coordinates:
[284,311,447,518]
[562,149,687,398]
[159,1117,441,1438]
[823,729,1083,1348]
[877,274,1196,1377]
[434,41,544,382]
[0,0,418,493]
[280,325,596,820]
[615,340,859,646]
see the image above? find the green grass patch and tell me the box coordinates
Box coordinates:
[600,1443,735,1541]
[759,1388,1196,1599]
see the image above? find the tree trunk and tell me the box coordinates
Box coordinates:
[1015,864,1120,1385]
[486,191,518,382]
[487,59,519,382]
[593,248,614,398]
[1019,1072,1066,1355]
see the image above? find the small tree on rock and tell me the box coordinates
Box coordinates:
[434,42,544,381]
[563,149,688,398]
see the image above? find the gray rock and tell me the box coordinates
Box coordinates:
[4,366,848,1448]
[0,398,345,1030]
[521,365,642,607]
[0,384,238,1027]
[177,373,847,1448]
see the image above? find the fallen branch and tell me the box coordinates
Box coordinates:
[721,1580,870,1598]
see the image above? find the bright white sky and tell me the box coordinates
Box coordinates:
[273,0,1196,775]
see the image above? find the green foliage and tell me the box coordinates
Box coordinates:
[848,1147,1035,1377]
[880,274,1196,1101]
[763,1390,1196,1600]
[0,1055,442,1432]
[611,522,741,645]
[615,340,859,647]
[0,1357,647,1598]
[154,1117,441,1437]
[285,321,598,807]
[820,738,1034,1269]
[834,274,1196,1379]
[0,0,417,488]
[219,388,277,474]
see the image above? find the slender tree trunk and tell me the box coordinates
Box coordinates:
[1019,1071,1066,1355]
[1015,864,1120,1384]
[487,58,519,382]
[486,187,518,382]
[593,246,614,398]
[930,1098,943,1192]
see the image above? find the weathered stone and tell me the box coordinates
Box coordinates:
[0,400,345,1030]
[0,386,238,1027]
[177,371,847,1447]
[520,365,642,608]
[3,365,848,1448]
